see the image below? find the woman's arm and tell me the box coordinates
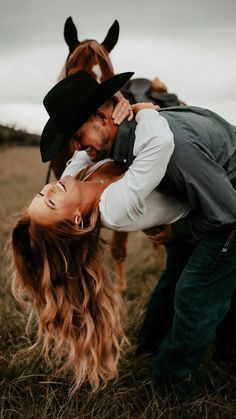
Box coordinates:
[61,151,92,178]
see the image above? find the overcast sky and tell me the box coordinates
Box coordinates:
[0,0,235,133]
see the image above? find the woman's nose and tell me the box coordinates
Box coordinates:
[45,183,57,195]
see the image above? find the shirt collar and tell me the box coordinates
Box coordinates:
[111,119,137,164]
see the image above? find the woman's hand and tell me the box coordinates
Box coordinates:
[143,224,173,245]
[112,96,134,125]
[112,99,160,125]
[131,102,160,114]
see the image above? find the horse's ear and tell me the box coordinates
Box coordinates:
[64,16,80,53]
[101,20,119,52]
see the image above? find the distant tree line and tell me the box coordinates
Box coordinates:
[0,125,40,147]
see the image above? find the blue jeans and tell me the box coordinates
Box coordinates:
[137,228,236,381]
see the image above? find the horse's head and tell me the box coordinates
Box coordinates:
[60,17,119,82]
[65,39,115,82]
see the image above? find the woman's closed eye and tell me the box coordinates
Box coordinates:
[37,192,56,207]
[48,199,56,206]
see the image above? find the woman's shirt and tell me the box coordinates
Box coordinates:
[62,109,190,231]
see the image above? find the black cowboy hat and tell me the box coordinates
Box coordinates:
[40,70,134,162]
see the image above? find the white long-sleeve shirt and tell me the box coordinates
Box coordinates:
[62,109,190,231]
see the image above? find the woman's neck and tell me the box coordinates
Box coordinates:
[83,161,125,183]
[77,161,125,217]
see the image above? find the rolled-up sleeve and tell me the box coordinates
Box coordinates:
[99,109,174,228]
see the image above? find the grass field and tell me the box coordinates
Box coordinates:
[0,147,235,418]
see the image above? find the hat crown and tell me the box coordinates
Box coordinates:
[44,71,99,131]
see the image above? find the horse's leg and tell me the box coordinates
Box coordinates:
[111,231,129,292]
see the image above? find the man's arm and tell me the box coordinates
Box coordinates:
[99,108,174,227]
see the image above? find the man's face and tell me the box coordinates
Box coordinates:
[72,112,114,162]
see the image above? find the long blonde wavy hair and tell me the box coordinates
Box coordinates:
[10,174,127,392]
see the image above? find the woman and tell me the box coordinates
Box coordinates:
[11,104,189,392]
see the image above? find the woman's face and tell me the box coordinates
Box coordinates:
[28,176,82,225]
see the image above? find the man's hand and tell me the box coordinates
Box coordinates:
[112,96,134,125]
[143,224,173,245]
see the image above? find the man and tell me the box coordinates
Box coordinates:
[40,70,236,399]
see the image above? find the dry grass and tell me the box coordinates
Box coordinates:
[0,146,236,418]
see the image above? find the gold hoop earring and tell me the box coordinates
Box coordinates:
[75,215,83,229]
[80,217,84,229]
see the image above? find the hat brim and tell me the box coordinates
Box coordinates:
[40,118,65,163]
[40,71,134,163]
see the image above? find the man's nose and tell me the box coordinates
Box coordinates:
[74,143,83,151]
[70,138,82,151]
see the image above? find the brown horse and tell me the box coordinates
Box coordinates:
[47,17,184,291]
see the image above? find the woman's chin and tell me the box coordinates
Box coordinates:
[60,175,77,190]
